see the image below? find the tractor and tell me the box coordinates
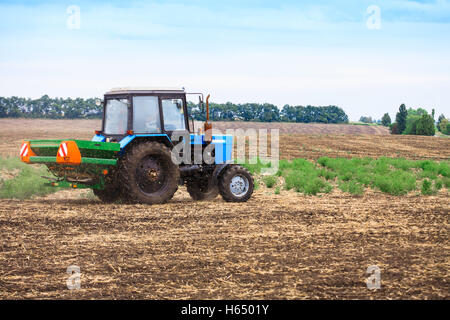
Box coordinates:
[19,87,254,204]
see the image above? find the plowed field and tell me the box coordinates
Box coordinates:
[0,119,448,299]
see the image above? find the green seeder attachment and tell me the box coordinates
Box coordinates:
[19,139,120,189]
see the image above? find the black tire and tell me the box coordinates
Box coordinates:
[118,141,179,204]
[219,165,254,202]
[186,180,219,201]
[93,170,122,203]
[93,188,121,203]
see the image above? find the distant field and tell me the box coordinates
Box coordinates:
[279,134,450,160]
[0,119,99,158]
[1,119,448,160]
[195,121,390,135]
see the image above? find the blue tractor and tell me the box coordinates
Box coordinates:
[20,87,254,204]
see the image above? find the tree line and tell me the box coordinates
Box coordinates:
[359,105,450,136]
[0,95,101,119]
[188,102,348,123]
[0,95,349,124]
[388,104,449,136]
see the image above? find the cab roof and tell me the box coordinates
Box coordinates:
[105,87,185,95]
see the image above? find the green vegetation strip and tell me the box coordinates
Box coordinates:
[1,156,449,200]
[243,157,450,196]
[0,157,61,199]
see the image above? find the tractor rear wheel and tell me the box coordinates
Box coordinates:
[186,179,219,201]
[219,165,254,202]
[93,170,122,203]
[93,188,121,203]
[118,141,179,204]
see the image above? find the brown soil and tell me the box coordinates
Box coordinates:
[0,169,19,182]
[199,121,390,135]
[0,118,448,299]
[279,134,450,160]
[0,187,448,299]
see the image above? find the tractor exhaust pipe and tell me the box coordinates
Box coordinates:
[203,94,212,142]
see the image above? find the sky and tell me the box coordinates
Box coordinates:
[0,0,449,121]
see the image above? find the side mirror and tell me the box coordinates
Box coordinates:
[95,99,103,106]
[199,96,204,113]
[190,116,195,133]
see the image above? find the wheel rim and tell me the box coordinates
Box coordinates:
[229,174,249,197]
[136,155,167,194]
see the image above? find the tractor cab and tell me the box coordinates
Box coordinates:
[93,87,231,164]
[99,87,190,142]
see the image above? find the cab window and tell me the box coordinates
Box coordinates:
[104,98,128,135]
[133,96,161,133]
[162,98,186,131]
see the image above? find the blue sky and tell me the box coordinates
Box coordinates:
[0,0,449,120]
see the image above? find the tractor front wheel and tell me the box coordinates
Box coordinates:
[218,165,254,202]
[118,141,179,204]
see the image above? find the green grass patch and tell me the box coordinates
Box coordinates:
[262,175,277,188]
[249,156,448,196]
[421,179,434,195]
[316,156,449,196]
[240,157,271,175]
[278,159,333,195]
[443,177,450,188]
[0,157,60,199]
[274,186,281,195]
[339,181,364,195]
[372,171,417,195]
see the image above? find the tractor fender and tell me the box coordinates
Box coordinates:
[212,163,231,186]
[119,134,173,155]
